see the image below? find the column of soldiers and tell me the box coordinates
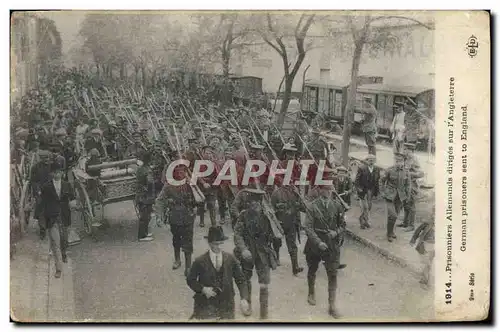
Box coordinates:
[13,77,428,320]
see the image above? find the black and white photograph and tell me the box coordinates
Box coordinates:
[8,10,489,323]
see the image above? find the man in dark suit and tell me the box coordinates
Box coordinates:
[187,226,250,320]
[354,154,381,229]
[39,156,75,278]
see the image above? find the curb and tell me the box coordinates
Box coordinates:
[344,228,422,277]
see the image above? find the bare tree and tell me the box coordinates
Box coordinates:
[258,13,315,128]
[324,14,434,167]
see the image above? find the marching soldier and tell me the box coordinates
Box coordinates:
[124,132,145,159]
[155,163,196,276]
[233,186,279,320]
[398,143,424,232]
[381,152,412,242]
[271,153,304,275]
[304,167,345,318]
[103,120,121,161]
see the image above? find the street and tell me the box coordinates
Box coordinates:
[71,201,434,322]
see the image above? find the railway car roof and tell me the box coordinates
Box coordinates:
[304,79,433,96]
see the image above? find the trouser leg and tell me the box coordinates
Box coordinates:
[59,224,69,260]
[138,203,152,239]
[285,226,301,274]
[48,223,62,273]
[386,197,402,239]
[216,189,227,222]
[259,285,269,320]
[306,254,320,305]
[403,198,416,228]
[272,238,282,265]
[325,261,340,317]
[197,203,205,226]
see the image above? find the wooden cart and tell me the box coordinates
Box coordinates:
[72,158,140,236]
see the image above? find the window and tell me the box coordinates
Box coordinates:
[308,87,317,112]
[334,91,343,117]
[329,89,334,116]
[377,94,387,126]
[318,88,329,114]
[302,87,310,110]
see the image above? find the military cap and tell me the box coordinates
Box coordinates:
[227,128,237,133]
[393,101,405,108]
[132,131,142,137]
[282,143,298,152]
[245,188,266,195]
[240,129,250,135]
[140,107,149,114]
[55,128,67,136]
[89,118,98,123]
[311,129,322,134]
[201,145,216,152]
[193,126,202,132]
[38,150,52,158]
[249,143,265,150]
[91,128,103,135]
[362,96,372,102]
[89,148,101,157]
[207,124,218,130]
[394,152,405,159]
[364,154,376,161]
[403,142,416,150]
[108,120,117,127]
[187,137,198,143]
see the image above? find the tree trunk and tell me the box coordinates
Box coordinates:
[277,79,293,129]
[341,39,365,167]
[141,66,147,88]
[222,52,231,107]
[120,63,125,80]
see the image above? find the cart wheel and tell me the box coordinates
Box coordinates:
[134,200,140,219]
[75,180,96,236]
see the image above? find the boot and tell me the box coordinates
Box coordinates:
[259,287,269,320]
[273,239,282,266]
[184,252,192,276]
[307,276,316,305]
[209,208,217,227]
[246,280,253,315]
[198,205,205,227]
[172,247,181,270]
[328,275,341,318]
[291,252,303,276]
[387,218,396,242]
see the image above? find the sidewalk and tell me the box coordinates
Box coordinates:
[322,132,435,188]
[319,132,435,275]
[343,190,434,277]
[10,222,76,322]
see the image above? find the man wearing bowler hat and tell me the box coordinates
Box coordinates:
[187,226,250,320]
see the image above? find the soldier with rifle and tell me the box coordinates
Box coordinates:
[270,143,305,275]
[233,184,279,320]
[304,166,345,318]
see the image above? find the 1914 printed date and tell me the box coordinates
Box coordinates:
[445,282,452,304]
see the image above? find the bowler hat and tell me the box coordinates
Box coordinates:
[204,226,228,242]
[51,156,65,172]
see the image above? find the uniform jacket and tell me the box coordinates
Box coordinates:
[405,154,424,198]
[187,251,249,320]
[361,105,378,133]
[39,176,74,228]
[381,166,412,202]
[354,164,381,198]
[234,209,278,270]
[155,183,196,225]
[304,195,344,258]
[271,186,304,227]
[135,164,156,205]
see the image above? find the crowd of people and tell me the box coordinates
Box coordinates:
[10,68,435,321]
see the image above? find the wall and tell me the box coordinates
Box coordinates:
[236,24,434,93]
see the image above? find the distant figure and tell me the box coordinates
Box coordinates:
[354,154,381,229]
[390,101,406,154]
[360,97,378,156]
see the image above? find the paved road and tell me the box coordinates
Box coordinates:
[71,201,434,322]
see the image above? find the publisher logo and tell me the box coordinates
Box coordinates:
[466,35,479,58]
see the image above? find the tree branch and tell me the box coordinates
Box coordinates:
[369,15,434,30]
